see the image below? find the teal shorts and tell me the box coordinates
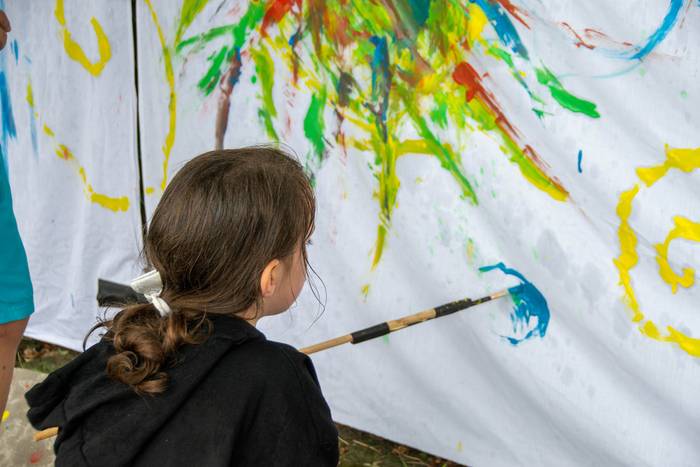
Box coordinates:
[0,161,34,324]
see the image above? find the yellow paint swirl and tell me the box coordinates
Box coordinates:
[54,0,112,77]
[614,146,700,356]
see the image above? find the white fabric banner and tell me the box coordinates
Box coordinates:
[0,0,687,465]
[4,0,142,350]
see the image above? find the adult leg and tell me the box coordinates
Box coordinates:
[0,317,29,415]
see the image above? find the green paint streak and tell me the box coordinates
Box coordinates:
[176,1,266,54]
[486,45,514,68]
[398,87,478,204]
[304,87,328,163]
[251,44,278,139]
[430,94,448,128]
[535,67,600,118]
[197,47,228,95]
[175,0,210,45]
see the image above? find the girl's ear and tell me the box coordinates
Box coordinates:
[260,259,281,297]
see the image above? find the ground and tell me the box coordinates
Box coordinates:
[14,338,463,467]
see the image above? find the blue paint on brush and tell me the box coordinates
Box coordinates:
[479,262,550,345]
[626,0,683,60]
[471,0,529,60]
[577,149,583,173]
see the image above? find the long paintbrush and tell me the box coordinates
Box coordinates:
[300,290,508,354]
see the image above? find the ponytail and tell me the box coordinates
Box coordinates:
[88,303,211,395]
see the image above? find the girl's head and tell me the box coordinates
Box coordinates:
[147,146,315,320]
[97,146,316,394]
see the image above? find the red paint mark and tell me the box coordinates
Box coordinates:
[29,451,42,464]
[495,0,529,28]
[261,0,301,36]
[583,28,633,47]
[58,145,71,160]
[561,22,595,49]
[452,62,518,138]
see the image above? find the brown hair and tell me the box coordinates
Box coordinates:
[91,146,316,395]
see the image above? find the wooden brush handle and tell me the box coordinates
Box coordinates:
[34,426,58,442]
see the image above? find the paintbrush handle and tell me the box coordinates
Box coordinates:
[34,427,59,442]
[300,290,507,355]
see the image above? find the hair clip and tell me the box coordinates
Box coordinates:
[130,270,172,317]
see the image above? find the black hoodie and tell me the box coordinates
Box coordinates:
[25,314,339,466]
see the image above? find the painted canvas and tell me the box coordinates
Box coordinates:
[2,1,142,350]
[137,1,700,464]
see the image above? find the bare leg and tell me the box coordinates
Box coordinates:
[0,317,28,415]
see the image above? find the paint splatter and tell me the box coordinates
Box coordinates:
[480,262,550,345]
[614,146,700,357]
[2,410,8,422]
[577,149,583,173]
[54,0,112,76]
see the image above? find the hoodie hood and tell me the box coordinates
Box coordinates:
[26,315,264,467]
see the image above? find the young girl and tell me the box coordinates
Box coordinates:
[26,147,339,466]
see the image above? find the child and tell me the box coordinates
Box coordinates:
[26,147,339,466]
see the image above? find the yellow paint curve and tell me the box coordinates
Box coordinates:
[54,0,112,77]
[655,216,700,293]
[144,0,177,192]
[614,146,700,356]
[45,127,129,212]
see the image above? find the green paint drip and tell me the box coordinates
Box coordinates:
[198,47,228,95]
[251,44,278,139]
[304,87,327,163]
[175,0,210,45]
[535,67,600,118]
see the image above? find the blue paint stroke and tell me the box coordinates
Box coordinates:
[471,0,529,60]
[369,36,391,141]
[625,0,683,61]
[577,149,583,173]
[0,72,16,173]
[408,0,431,27]
[10,40,18,63]
[288,31,301,47]
[479,262,550,345]
[28,104,37,158]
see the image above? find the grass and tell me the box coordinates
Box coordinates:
[15,338,463,466]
